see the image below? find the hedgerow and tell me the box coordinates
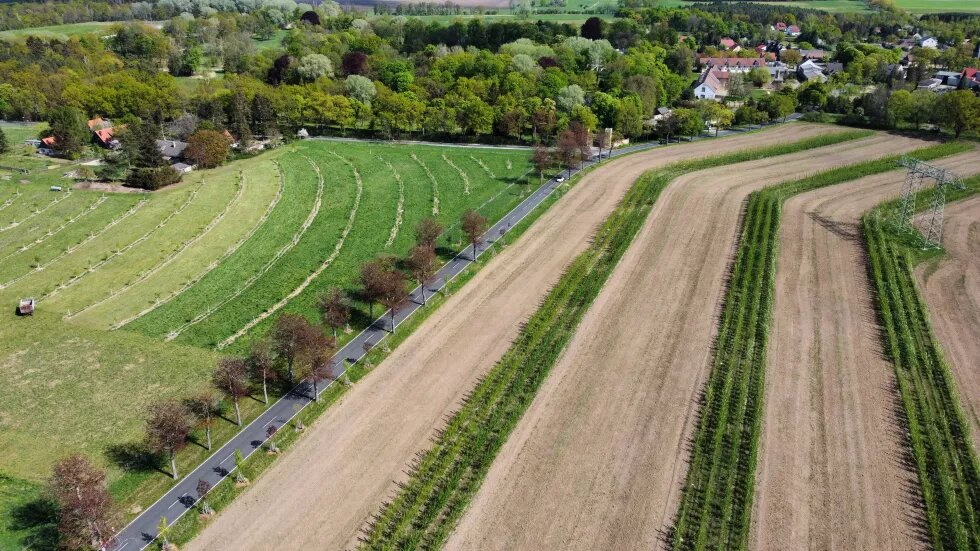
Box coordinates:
[862,171,980,550]
[360,129,872,550]
[670,141,974,551]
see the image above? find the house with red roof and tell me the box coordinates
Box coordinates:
[719,37,737,50]
[961,67,980,89]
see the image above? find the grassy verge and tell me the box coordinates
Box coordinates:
[358,130,872,550]
[863,172,980,550]
[670,141,973,550]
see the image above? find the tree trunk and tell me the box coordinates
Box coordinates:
[420,285,426,305]
[369,302,374,319]
[170,451,178,480]
[206,426,212,450]
[390,309,396,333]
[312,380,318,402]
[262,379,268,405]
[472,242,477,261]
[234,399,241,426]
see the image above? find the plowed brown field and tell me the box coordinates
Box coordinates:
[445,134,925,551]
[187,125,840,551]
[915,195,980,456]
[750,150,980,551]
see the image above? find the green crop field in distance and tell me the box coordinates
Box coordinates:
[0,21,118,40]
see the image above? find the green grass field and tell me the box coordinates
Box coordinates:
[0,138,532,548]
[0,21,118,40]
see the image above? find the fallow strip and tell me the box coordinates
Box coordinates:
[165,157,324,342]
[411,153,440,215]
[66,177,246,320]
[0,191,72,232]
[469,156,496,179]
[380,157,404,248]
[670,141,973,551]
[359,130,873,551]
[217,155,362,348]
[443,154,470,195]
[0,194,107,262]
[0,198,148,290]
[42,184,203,300]
[115,166,285,329]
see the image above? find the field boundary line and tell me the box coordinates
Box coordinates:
[66,176,245,320]
[114,167,285,329]
[0,194,107,262]
[42,184,203,301]
[217,155,363,348]
[165,156,325,341]
[0,198,148,290]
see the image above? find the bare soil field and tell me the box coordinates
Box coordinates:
[750,150,980,551]
[444,133,924,551]
[915,195,980,456]
[186,125,837,550]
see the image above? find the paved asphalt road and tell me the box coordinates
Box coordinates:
[111,118,796,550]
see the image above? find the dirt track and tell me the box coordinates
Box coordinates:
[750,150,980,551]
[187,125,839,551]
[444,134,925,551]
[915,194,980,456]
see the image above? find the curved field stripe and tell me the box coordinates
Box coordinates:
[469,156,496,179]
[66,178,246,320]
[217,155,362,348]
[0,194,108,263]
[443,154,470,195]
[165,158,325,342]
[411,153,440,215]
[380,157,404,248]
[41,185,202,300]
[0,191,72,232]
[0,190,22,214]
[0,199,148,290]
[114,166,286,329]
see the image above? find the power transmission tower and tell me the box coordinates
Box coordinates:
[898,156,964,248]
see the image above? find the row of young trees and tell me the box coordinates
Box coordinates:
[41,210,492,549]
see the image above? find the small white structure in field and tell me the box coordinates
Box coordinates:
[297,128,310,139]
[18,297,35,316]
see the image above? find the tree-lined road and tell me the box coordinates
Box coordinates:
[111,120,786,551]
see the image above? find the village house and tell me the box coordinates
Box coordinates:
[797,59,828,82]
[693,70,729,100]
[719,37,738,51]
[697,57,766,73]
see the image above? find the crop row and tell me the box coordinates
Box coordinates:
[217,155,363,348]
[113,167,285,329]
[670,141,974,550]
[442,154,470,194]
[360,130,873,550]
[0,197,147,291]
[212,145,528,354]
[380,157,405,248]
[863,174,980,550]
[0,194,107,263]
[0,190,71,232]
[40,184,204,301]
[410,153,440,215]
[164,157,326,342]
[66,177,246,320]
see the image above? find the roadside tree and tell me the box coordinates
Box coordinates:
[212,357,249,426]
[318,287,352,339]
[461,209,487,261]
[49,454,119,551]
[145,400,192,480]
[407,245,437,305]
